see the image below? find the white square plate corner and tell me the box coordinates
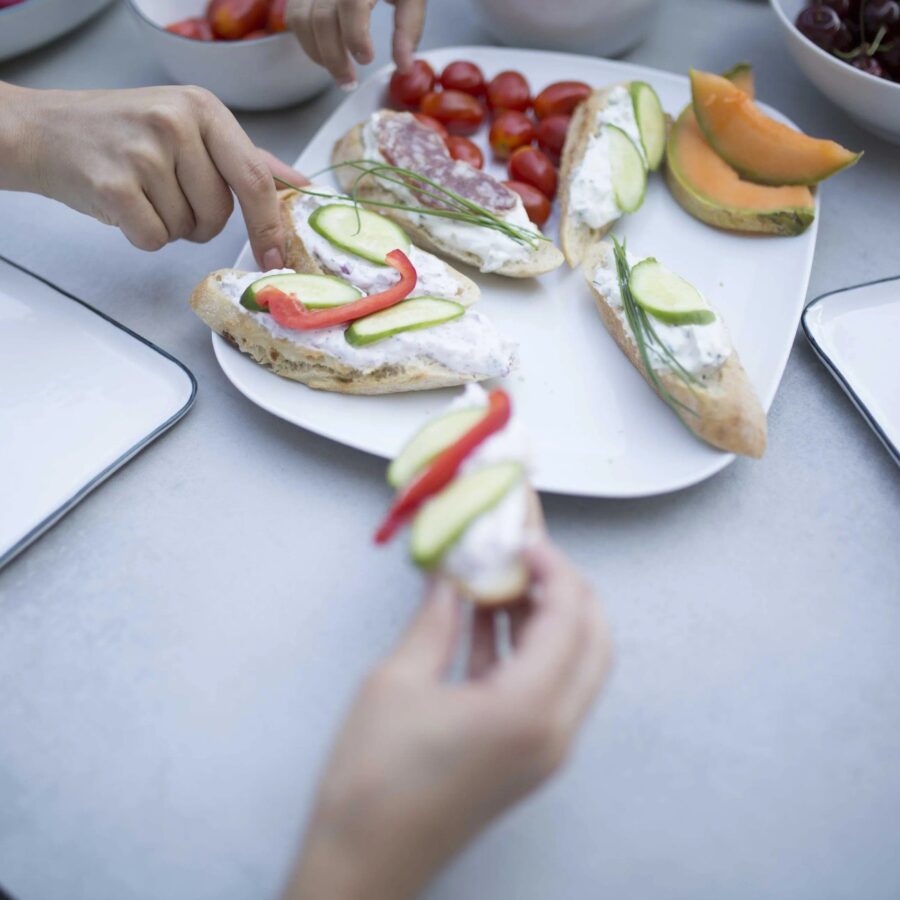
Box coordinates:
[0,256,197,569]
[802,276,900,464]
[213,46,820,497]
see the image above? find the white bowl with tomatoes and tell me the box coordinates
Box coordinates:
[0,0,116,63]
[126,0,332,111]
[386,57,590,227]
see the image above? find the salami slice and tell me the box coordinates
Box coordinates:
[370,112,517,214]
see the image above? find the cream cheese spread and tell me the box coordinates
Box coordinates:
[219,270,515,378]
[290,190,462,299]
[568,85,645,230]
[592,247,733,376]
[441,385,533,595]
[361,113,539,274]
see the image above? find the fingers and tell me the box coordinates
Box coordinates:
[390,578,462,678]
[173,134,234,244]
[467,609,497,679]
[195,89,286,269]
[312,0,356,86]
[338,0,375,65]
[257,148,311,189]
[387,0,425,72]
[287,0,320,67]
[496,541,593,696]
[114,189,170,252]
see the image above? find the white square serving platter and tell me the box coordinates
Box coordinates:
[0,256,196,569]
[802,276,900,464]
[214,46,820,498]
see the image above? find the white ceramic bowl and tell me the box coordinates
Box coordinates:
[470,0,661,57]
[126,0,332,111]
[0,0,115,63]
[770,0,900,144]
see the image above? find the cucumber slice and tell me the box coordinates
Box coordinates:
[240,273,362,312]
[630,81,666,171]
[345,297,464,347]
[309,204,411,265]
[606,125,647,214]
[387,407,485,489]
[411,462,524,569]
[629,259,716,326]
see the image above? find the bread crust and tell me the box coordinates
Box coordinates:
[278,188,482,306]
[558,86,621,268]
[332,123,564,278]
[580,243,766,458]
[190,270,505,395]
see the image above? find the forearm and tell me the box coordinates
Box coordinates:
[0,81,43,193]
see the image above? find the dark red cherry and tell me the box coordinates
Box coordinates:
[851,54,885,76]
[863,0,900,38]
[795,4,847,49]
[877,41,900,77]
[822,0,852,16]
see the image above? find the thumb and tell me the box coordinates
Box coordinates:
[390,578,461,678]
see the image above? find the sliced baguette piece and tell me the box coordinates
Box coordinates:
[331,122,564,278]
[449,489,544,606]
[190,270,514,395]
[559,86,620,268]
[580,242,766,458]
[277,188,481,306]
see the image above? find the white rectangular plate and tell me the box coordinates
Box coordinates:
[214,46,819,497]
[0,257,196,568]
[802,276,900,464]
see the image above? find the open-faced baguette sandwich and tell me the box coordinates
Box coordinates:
[375,384,540,605]
[581,239,766,457]
[559,82,667,267]
[332,110,564,277]
[190,205,516,395]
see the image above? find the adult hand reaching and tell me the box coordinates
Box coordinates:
[285,540,612,900]
[286,0,426,87]
[0,82,307,269]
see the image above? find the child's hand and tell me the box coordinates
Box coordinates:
[287,0,426,87]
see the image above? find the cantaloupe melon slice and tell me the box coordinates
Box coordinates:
[720,62,755,98]
[690,69,861,186]
[666,65,815,235]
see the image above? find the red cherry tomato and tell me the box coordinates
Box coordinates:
[420,90,485,135]
[446,136,484,169]
[537,113,571,164]
[412,112,449,140]
[388,59,436,108]
[508,146,558,199]
[166,17,215,39]
[267,0,287,31]
[486,70,531,113]
[533,81,591,120]
[207,0,269,39]
[488,110,536,159]
[439,60,487,97]
[242,28,269,38]
[503,180,551,227]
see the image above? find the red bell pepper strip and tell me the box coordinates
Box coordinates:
[375,389,512,544]
[256,249,416,330]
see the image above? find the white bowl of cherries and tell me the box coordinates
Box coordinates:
[770,0,900,143]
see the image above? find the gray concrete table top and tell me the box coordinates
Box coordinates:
[1,1,899,898]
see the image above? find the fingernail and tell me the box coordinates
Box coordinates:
[339,79,358,92]
[263,248,283,271]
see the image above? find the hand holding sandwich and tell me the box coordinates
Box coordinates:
[285,540,612,900]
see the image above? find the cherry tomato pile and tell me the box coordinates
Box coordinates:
[794,0,900,81]
[166,0,288,41]
[388,59,592,227]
